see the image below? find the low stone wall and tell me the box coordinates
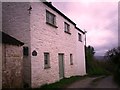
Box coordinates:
[2,44,23,88]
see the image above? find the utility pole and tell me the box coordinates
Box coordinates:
[84,30,87,73]
[84,30,87,47]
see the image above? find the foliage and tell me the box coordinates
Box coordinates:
[40,76,87,88]
[85,45,109,76]
[104,47,120,85]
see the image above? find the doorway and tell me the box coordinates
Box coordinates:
[58,53,64,79]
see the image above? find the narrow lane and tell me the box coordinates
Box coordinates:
[66,76,119,88]
[94,76,119,88]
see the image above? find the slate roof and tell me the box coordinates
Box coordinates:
[1,31,24,46]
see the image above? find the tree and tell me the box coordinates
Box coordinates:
[85,45,95,62]
[105,47,120,67]
[85,45,108,76]
[105,47,120,85]
[85,45,95,74]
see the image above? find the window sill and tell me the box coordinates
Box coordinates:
[79,40,82,42]
[44,66,51,69]
[46,22,58,28]
[64,31,71,35]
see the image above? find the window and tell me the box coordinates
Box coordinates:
[46,10,56,26]
[70,54,73,65]
[44,53,50,69]
[78,33,82,42]
[64,22,70,34]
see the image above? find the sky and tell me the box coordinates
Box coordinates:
[48,0,118,56]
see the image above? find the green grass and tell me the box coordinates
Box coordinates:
[88,66,110,77]
[87,59,111,77]
[40,76,87,88]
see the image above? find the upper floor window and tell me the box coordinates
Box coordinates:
[64,22,71,34]
[46,10,56,26]
[78,33,82,42]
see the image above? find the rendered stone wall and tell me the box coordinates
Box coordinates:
[0,36,1,89]
[2,44,23,88]
[2,2,31,87]
[76,30,86,76]
[30,2,86,87]
[0,2,2,89]
[2,2,86,88]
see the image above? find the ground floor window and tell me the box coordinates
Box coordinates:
[70,54,73,65]
[44,52,50,69]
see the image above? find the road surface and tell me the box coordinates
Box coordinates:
[66,76,119,88]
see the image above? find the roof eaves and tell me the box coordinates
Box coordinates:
[43,2,76,26]
[1,31,24,46]
[75,26,85,34]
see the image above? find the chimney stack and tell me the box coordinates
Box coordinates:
[49,2,52,5]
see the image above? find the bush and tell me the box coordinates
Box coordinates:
[87,61,110,76]
[85,45,110,76]
[104,47,120,85]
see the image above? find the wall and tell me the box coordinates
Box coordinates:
[2,44,23,88]
[76,30,86,76]
[2,2,31,87]
[0,2,2,89]
[30,2,85,87]
[2,2,86,88]
[0,43,2,89]
[119,2,120,46]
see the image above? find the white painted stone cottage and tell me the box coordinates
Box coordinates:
[2,1,86,88]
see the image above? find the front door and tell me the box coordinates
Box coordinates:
[58,53,64,79]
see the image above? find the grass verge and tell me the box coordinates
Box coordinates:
[40,75,87,88]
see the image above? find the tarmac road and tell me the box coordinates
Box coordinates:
[66,76,119,88]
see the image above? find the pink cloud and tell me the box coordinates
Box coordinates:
[50,1,118,56]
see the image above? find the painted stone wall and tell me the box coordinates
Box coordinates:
[30,2,86,87]
[2,2,31,87]
[0,43,2,89]
[2,44,23,88]
[2,2,86,88]
[0,2,2,89]
[76,30,86,76]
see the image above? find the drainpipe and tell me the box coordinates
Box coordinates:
[84,30,87,73]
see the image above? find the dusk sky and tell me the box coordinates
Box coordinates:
[48,0,118,56]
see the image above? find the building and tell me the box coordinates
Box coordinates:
[2,1,86,88]
[2,32,24,88]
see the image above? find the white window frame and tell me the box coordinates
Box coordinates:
[44,52,50,69]
[78,33,82,42]
[64,22,70,33]
[46,10,56,26]
[70,54,73,65]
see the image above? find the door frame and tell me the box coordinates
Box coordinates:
[58,53,64,79]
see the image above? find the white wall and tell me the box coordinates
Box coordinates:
[0,33,1,90]
[30,2,86,87]
[0,2,2,89]
[2,2,86,88]
[76,30,86,76]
